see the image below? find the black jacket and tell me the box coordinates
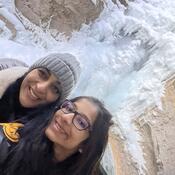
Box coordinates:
[0,126,10,165]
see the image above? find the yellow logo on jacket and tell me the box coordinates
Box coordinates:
[0,123,24,142]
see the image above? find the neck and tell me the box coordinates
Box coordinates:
[53,144,78,162]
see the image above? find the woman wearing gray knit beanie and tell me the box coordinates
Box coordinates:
[0,53,81,122]
[22,53,81,106]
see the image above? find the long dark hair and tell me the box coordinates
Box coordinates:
[1,96,113,175]
[70,96,113,175]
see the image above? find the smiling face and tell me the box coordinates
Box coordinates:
[19,68,61,108]
[45,98,98,159]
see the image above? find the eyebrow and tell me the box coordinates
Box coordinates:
[41,67,50,75]
[45,68,50,74]
[73,102,78,110]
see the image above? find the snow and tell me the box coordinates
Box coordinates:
[0,0,175,174]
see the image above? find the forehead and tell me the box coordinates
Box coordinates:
[74,99,98,124]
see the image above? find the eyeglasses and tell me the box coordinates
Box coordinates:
[60,100,92,131]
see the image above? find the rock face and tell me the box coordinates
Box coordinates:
[109,132,138,175]
[110,74,175,175]
[0,15,16,39]
[15,0,104,35]
[135,75,175,175]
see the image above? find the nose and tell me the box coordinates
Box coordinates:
[36,81,49,94]
[60,111,74,126]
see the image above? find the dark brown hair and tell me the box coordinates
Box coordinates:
[0,96,113,175]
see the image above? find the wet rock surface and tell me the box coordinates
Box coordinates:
[135,75,175,175]
[15,0,104,35]
[110,74,175,175]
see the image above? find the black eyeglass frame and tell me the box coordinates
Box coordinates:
[60,100,92,131]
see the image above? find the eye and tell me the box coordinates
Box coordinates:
[38,68,49,80]
[74,114,89,130]
[65,104,74,113]
[50,85,60,94]
[61,101,75,113]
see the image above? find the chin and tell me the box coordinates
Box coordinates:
[21,102,34,108]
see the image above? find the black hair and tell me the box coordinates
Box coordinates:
[0,96,113,175]
[70,96,113,174]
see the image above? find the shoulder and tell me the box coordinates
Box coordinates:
[0,66,28,97]
[0,125,10,164]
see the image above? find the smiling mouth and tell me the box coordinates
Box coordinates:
[54,119,68,138]
[29,87,40,100]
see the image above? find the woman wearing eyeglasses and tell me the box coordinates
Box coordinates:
[0,96,113,175]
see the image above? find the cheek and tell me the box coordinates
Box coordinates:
[20,78,27,89]
[73,131,89,145]
[47,92,59,102]
[20,76,30,93]
[19,80,27,100]
[45,125,56,143]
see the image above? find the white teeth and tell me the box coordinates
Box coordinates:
[55,121,67,135]
[30,88,39,100]
[54,121,68,140]
[56,122,64,133]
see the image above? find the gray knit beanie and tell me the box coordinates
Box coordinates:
[29,53,81,101]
